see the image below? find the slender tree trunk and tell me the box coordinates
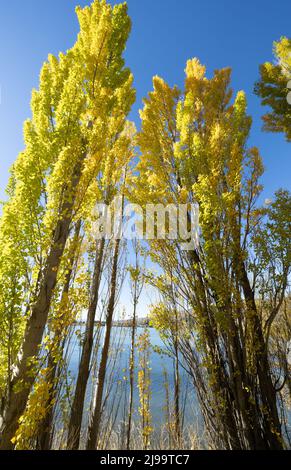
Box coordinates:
[173,328,181,447]
[86,236,121,450]
[126,293,137,450]
[238,261,283,449]
[67,237,106,450]
[0,152,86,450]
[38,220,82,450]
[37,351,58,450]
[163,369,172,448]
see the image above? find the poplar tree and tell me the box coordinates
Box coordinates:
[0,0,134,449]
[132,60,290,449]
[68,122,135,450]
[255,36,291,141]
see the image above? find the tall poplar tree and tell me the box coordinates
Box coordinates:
[0,0,134,449]
[132,60,290,449]
[255,36,291,141]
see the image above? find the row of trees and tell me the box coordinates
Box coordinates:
[0,0,290,450]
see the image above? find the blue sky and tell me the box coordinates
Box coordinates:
[0,0,290,318]
[0,0,290,202]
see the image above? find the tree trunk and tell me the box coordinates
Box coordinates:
[173,328,181,447]
[239,261,283,449]
[38,220,82,450]
[86,237,121,450]
[126,293,137,450]
[0,152,86,450]
[67,237,106,450]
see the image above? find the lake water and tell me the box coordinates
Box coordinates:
[68,326,200,431]
[66,326,290,447]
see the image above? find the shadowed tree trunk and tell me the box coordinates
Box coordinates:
[86,235,121,450]
[67,237,106,450]
[173,318,181,448]
[126,289,137,450]
[126,240,144,450]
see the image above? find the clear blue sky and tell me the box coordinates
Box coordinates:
[0,0,290,200]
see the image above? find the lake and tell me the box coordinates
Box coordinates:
[68,326,200,432]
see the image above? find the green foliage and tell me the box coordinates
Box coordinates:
[0,0,135,445]
[255,37,291,141]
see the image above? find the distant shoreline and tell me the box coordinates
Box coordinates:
[74,318,151,328]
